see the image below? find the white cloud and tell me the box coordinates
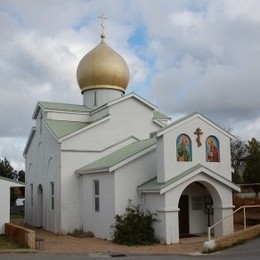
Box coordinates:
[0,137,25,170]
[0,0,260,170]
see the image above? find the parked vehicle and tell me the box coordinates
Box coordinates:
[10,198,25,215]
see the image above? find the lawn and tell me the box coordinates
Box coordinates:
[0,235,25,249]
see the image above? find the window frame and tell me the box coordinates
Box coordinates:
[93,180,100,212]
[50,181,55,210]
[30,183,33,207]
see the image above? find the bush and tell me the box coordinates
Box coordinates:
[111,205,159,245]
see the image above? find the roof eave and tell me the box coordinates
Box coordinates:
[160,165,240,194]
[75,167,110,175]
[32,102,41,119]
[137,188,160,194]
[107,92,158,111]
[23,127,36,156]
[156,112,235,140]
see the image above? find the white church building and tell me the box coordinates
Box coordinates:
[24,31,240,244]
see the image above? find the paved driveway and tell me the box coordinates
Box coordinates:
[26,224,205,255]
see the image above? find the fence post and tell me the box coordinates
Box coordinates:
[208,227,211,241]
[243,206,246,230]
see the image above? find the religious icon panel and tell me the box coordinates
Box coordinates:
[176,134,192,161]
[206,136,220,162]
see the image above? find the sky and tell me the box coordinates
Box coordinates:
[0,0,260,171]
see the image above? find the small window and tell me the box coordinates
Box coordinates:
[94,180,100,212]
[50,182,55,210]
[93,91,97,107]
[30,183,33,207]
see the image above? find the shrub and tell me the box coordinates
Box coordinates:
[111,205,159,245]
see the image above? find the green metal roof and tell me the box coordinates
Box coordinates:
[46,119,89,139]
[77,138,156,173]
[40,101,91,113]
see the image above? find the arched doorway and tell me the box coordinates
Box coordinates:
[36,184,43,228]
[178,182,215,237]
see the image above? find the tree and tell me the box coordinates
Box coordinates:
[18,170,25,182]
[0,157,14,179]
[0,158,25,182]
[230,138,247,184]
[243,137,260,196]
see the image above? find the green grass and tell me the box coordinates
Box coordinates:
[10,214,24,219]
[0,235,25,249]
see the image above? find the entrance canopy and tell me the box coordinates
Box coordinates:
[137,163,240,195]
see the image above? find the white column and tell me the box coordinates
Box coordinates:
[157,208,180,244]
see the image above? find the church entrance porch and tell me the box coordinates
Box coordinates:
[139,167,238,244]
[178,182,213,239]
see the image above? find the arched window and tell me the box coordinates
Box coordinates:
[206,136,220,162]
[176,134,192,161]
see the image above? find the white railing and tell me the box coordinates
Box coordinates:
[208,205,260,241]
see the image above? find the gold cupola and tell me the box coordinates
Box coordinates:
[77,38,129,93]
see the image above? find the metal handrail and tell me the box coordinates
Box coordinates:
[207,204,260,241]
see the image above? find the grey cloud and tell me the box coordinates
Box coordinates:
[1,0,260,171]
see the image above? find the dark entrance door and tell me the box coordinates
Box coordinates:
[178,195,189,235]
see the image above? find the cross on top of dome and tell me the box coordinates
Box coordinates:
[98,14,108,41]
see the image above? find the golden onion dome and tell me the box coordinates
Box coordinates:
[77,40,129,93]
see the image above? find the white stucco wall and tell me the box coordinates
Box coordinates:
[62,97,160,152]
[81,172,115,239]
[83,88,123,108]
[157,116,233,183]
[143,193,166,242]
[25,96,162,235]
[79,149,157,240]
[25,112,61,233]
[108,98,159,141]
[0,181,11,234]
[114,150,157,215]
[59,151,88,234]
[0,179,24,234]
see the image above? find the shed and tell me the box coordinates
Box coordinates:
[0,176,25,234]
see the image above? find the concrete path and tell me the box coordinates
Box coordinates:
[27,225,205,255]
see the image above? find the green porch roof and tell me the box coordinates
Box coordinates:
[137,164,238,192]
[76,138,156,174]
[46,119,89,139]
[137,164,204,191]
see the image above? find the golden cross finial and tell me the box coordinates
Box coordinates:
[98,14,108,41]
[194,127,203,147]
